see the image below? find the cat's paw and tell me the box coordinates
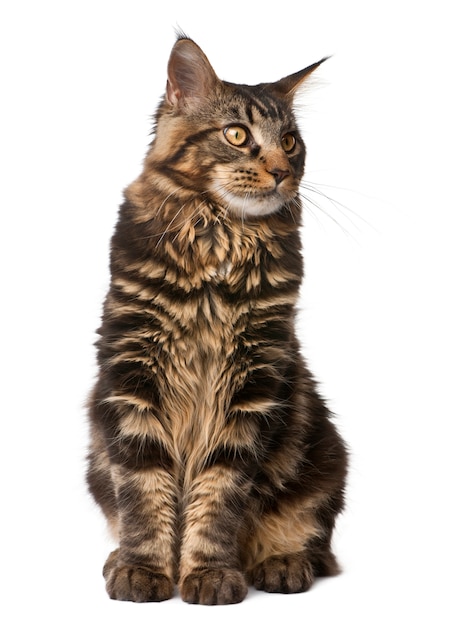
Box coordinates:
[180,568,247,605]
[251,554,314,594]
[103,550,173,602]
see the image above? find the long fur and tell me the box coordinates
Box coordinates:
[87,36,347,605]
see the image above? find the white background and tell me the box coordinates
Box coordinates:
[1,1,458,624]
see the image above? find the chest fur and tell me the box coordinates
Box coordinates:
[110,206,298,474]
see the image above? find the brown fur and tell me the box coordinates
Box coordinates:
[87,36,347,605]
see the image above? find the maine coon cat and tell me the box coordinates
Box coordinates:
[87,35,347,605]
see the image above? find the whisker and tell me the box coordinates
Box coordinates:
[206,182,238,218]
[298,190,357,240]
[157,185,185,215]
[301,180,377,232]
[170,199,208,244]
[286,198,299,224]
[129,186,187,244]
[155,202,189,248]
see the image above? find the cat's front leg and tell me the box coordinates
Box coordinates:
[104,464,178,602]
[179,464,250,605]
[89,369,179,601]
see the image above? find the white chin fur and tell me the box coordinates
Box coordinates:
[211,189,285,217]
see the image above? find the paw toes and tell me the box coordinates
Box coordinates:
[252,554,314,594]
[181,568,247,605]
[104,556,173,602]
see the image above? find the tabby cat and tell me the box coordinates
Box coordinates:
[87,35,347,605]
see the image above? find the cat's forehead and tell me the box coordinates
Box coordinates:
[220,82,296,130]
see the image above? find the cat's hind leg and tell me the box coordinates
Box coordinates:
[251,552,314,593]
[245,493,342,594]
[249,540,340,594]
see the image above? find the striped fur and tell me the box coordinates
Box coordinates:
[87,36,347,605]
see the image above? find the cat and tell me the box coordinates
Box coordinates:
[87,35,348,605]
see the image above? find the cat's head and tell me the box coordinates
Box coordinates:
[151,37,326,218]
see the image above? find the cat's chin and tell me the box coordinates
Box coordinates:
[211,189,287,218]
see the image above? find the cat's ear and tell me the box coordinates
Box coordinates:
[271,57,329,101]
[166,37,219,109]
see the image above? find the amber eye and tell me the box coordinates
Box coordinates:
[281,133,296,153]
[224,126,249,147]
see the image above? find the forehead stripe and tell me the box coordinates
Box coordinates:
[245,94,283,122]
[244,102,254,125]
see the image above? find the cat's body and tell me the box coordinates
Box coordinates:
[87,36,347,605]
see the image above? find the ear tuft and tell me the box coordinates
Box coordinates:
[271,57,330,101]
[166,37,219,109]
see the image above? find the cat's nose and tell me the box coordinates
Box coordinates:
[268,168,290,185]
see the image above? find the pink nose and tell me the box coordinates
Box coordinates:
[268,168,289,185]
